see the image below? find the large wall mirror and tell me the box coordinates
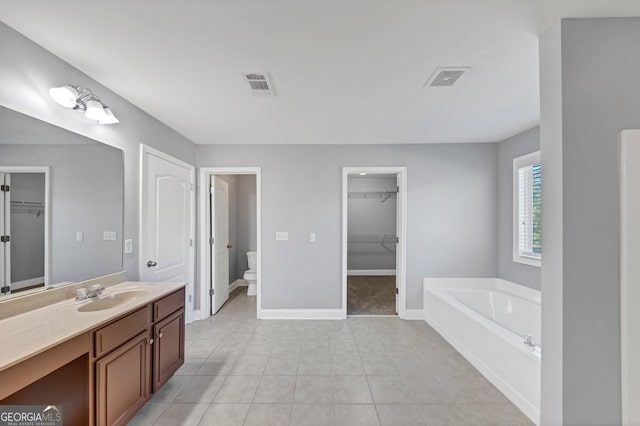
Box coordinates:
[0,106,124,297]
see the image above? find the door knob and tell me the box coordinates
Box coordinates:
[227,244,232,249]
[147,260,157,268]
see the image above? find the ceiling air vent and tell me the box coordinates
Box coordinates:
[425,67,470,87]
[242,72,276,96]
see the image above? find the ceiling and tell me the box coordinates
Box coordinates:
[1,0,639,145]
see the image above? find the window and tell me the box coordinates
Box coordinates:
[513,151,541,267]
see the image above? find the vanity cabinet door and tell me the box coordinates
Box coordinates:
[96,331,151,426]
[153,308,185,392]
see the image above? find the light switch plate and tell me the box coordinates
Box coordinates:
[275,231,289,241]
[75,232,83,242]
[309,232,316,243]
[103,231,117,241]
[124,239,133,254]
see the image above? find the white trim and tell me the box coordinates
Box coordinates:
[513,151,542,268]
[229,279,247,293]
[403,308,425,320]
[620,130,640,426]
[347,269,396,276]
[139,145,196,325]
[342,166,407,319]
[11,276,45,289]
[260,309,343,320]
[0,166,51,290]
[198,167,262,320]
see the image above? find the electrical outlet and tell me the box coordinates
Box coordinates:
[103,231,117,241]
[124,239,133,254]
[309,232,316,243]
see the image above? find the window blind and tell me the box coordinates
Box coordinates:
[518,163,542,259]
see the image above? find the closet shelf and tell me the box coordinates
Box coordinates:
[10,200,45,216]
[348,233,396,254]
[348,188,398,202]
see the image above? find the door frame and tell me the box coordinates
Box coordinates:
[620,129,640,425]
[198,166,262,320]
[341,166,407,319]
[0,166,51,290]
[139,144,196,324]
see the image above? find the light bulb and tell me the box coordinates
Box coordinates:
[85,100,107,121]
[49,85,78,108]
[99,107,120,124]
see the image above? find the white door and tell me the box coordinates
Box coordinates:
[0,173,9,295]
[211,175,230,314]
[141,148,193,322]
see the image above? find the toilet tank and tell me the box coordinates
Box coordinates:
[247,251,257,270]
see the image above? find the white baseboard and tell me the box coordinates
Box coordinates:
[402,309,424,320]
[347,269,396,276]
[260,309,344,320]
[11,276,45,290]
[229,279,247,293]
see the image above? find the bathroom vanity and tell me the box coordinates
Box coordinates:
[0,279,186,426]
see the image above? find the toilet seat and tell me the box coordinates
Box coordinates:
[243,271,257,281]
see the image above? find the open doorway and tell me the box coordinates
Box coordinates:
[199,167,261,319]
[0,167,50,295]
[342,167,407,318]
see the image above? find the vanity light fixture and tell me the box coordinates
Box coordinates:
[49,84,119,124]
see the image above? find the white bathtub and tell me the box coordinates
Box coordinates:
[423,278,540,425]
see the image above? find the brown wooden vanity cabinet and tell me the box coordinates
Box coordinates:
[93,287,185,426]
[0,286,185,426]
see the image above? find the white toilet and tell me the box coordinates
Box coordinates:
[243,251,257,296]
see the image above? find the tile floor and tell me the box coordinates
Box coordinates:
[129,288,533,425]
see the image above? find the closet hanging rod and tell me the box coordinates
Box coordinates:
[10,200,45,207]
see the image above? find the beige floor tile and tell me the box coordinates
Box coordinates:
[332,376,373,404]
[254,376,296,403]
[153,403,208,426]
[229,354,268,375]
[294,376,333,403]
[173,376,226,404]
[376,404,426,426]
[334,404,380,426]
[457,404,534,426]
[419,404,469,426]
[150,376,190,404]
[290,404,335,426]
[213,376,260,403]
[198,355,238,375]
[368,376,414,404]
[263,354,299,375]
[197,403,249,426]
[243,404,292,426]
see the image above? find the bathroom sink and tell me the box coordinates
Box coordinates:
[76,290,149,312]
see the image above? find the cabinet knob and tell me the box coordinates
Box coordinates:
[149,338,154,345]
[158,333,163,338]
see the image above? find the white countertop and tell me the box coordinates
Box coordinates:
[0,281,186,372]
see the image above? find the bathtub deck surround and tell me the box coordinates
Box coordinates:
[424,278,541,424]
[128,287,532,425]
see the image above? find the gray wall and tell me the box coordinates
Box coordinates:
[497,126,541,290]
[540,17,640,425]
[9,173,45,284]
[196,143,498,310]
[0,21,197,281]
[236,175,257,279]
[347,175,397,271]
[0,144,123,284]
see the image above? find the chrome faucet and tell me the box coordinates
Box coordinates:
[523,333,536,347]
[76,284,105,300]
[87,284,105,298]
